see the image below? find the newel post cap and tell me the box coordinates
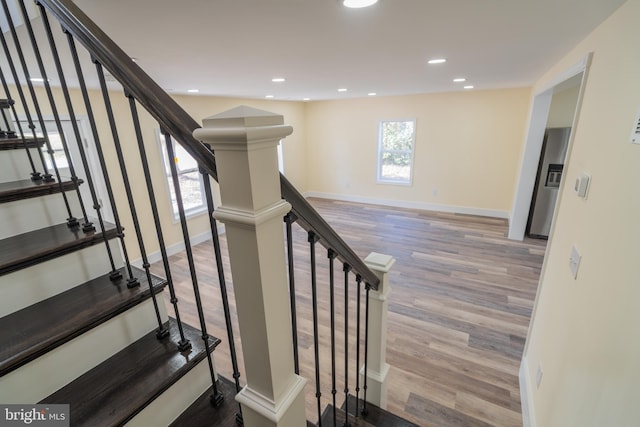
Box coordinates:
[194,105,293,145]
[365,252,396,273]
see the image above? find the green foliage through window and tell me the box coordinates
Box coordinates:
[377,120,415,183]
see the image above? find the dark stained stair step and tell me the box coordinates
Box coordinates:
[0,266,167,376]
[0,134,46,150]
[0,220,117,276]
[41,318,221,427]
[342,395,421,427]
[320,403,376,427]
[169,375,240,427]
[0,178,82,203]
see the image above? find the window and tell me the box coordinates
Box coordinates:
[377,119,416,184]
[159,135,207,220]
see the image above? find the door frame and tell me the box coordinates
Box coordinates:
[508,53,593,240]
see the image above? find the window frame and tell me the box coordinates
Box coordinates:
[376,118,417,186]
[157,132,208,222]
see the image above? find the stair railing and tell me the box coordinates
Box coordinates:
[5,1,390,426]
[0,0,225,410]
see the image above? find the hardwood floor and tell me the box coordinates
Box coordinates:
[151,198,546,426]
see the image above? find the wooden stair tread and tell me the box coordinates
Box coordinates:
[0,266,167,376]
[169,375,239,427]
[0,220,117,276]
[321,403,376,427]
[41,318,221,427]
[342,395,421,427]
[0,178,82,203]
[0,135,46,150]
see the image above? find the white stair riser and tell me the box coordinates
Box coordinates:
[0,149,45,183]
[0,296,169,404]
[126,357,218,427]
[0,193,84,239]
[0,242,124,317]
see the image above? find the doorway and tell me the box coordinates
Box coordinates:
[508,54,591,241]
[526,76,582,239]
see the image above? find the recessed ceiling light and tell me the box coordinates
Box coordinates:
[265,95,275,98]
[342,0,378,8]
[187,89,199,93]
[427,58,447,64]
[338,88,348,92]
[131,57,138,63]
[272,77,286,83]
[303,98,311,101]
[453,78,466,82]
[368,92,377,96]
[464,85,474,89]
[30,77,46,82]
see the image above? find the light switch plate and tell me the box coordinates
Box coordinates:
[569,245,581,279]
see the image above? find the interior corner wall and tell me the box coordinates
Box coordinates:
[303,88,531,217]
[522,0,640,425]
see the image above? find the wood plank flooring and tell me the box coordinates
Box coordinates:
[151,198,545,426]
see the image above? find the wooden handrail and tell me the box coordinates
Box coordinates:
[38,0,379,289]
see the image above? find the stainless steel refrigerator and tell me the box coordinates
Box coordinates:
[527,127,571,238]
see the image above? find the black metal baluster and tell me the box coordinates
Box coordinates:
[362,283,372,416]
[308,231,322,426]
[354,274,363,419]
[201,169,243,423]
[19,1,93,230]
[0,69,41,179]
[2,0,68,194]
[95,62,175,339]
[343,263,352,427]
[7,0,79,224]
[65,33,123,281]
[284,212,300,375]
[164,131,223,407]
[0,15,44,181]
[0,74,37,175]
[126,95,191,351]
[328,249,338,427]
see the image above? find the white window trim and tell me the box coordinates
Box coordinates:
[157,132,208,222]
[376,118,416,186]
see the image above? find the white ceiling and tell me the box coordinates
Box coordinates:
[72,0,625,101]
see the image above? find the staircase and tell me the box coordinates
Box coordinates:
[0,116,226,425]
[0,1,422,426]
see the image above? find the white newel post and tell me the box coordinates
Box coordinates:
[193,106,307,427]
[361,252,395,409]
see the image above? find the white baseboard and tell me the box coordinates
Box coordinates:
[520,356,536,427]
[304,191,510,219]
[132,225,224,268]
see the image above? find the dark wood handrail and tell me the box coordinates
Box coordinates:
[38,0,379,289]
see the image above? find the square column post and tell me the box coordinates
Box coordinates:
[193,106,306,427]
[361,252,395,409]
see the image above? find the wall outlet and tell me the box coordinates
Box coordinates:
[536,363,544,388]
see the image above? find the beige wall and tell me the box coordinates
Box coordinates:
[304,89,531,216]
[546,85,580,128]
[523,0,640,425]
